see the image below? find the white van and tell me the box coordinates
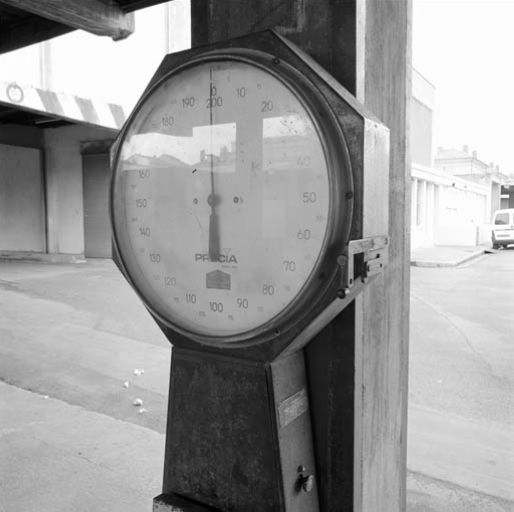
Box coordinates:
[492,208,514,249]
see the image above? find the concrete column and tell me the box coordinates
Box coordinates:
[411,178,418,228]
[426,182,435,246]
[43,124,116,256]
[420,179,427,227]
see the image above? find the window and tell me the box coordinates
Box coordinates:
[494,213,509,225]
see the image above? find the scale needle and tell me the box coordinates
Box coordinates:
[207,66,220,262]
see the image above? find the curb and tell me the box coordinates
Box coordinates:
[411,249,486,268]
[0,251,87,264]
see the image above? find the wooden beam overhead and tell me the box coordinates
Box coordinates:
[0,15,72,55]
[0,0,135,41]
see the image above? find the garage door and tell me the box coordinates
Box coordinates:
[0,143,45,252]
[82,153,111,258]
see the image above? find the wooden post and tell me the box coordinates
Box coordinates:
[190,1,411,510]
[358,3,411,510]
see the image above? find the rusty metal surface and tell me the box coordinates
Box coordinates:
[163,348,283,511]
[270,352,320,512]
[163,348,321,511]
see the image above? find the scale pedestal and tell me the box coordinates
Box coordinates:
[154,347,319,512]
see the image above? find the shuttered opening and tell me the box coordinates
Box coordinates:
[0,143,46,252]
[82,153,112,258]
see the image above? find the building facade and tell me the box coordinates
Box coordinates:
[0,1,190,260]
[410,70,495,249]
[434,146,506,217]
[501,184,514,208]
[0,89,122,259]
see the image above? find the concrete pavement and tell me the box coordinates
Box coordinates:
[0,259,170,433]
[1,254,514,511]
[407,471,514,512]
[0,381,164,512]
[0,259,169,512]
[409,404,514,502]
[408,247,514,510]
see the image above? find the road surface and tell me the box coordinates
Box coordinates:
[408,247,514,509]
[1,251,513,510]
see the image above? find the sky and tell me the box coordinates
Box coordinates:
[0,0,511,173]
[413,0,514,173]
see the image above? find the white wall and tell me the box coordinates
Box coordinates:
[411,69,435,168]
[43,125,116,255]
[411,164,490,248]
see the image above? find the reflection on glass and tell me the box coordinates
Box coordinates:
[120,122,236,173]
[262,115,316,173]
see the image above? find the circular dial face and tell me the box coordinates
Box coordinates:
[112,59,331,338]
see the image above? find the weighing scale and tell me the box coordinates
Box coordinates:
[110,30,389,512]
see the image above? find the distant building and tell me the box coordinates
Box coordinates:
[434,146,505,216]
[410,69,491,249]
[411,69,435,168]
[501,184,514,208]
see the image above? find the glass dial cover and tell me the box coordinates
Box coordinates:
[111,58,332,339]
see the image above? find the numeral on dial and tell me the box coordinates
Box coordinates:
[206,96,223,108]
[297,155,311,166]
[283,260,296,272]
[209,301,224,312]
[261,100,273,112]
[302,192,317,203]
[182,96,195,108]
[162,116,174,127]
[297,229,311,240]
[263,284,275,295]
[237,297,249,309]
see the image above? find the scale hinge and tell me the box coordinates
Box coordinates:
[337,235,389,295]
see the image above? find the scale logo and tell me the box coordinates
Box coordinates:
[195,252,238,264]
[206,269,231,290]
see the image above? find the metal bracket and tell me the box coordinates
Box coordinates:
[278,236,389,358]
[337,235,389,295]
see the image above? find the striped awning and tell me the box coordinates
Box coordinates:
[0,80,127,130]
